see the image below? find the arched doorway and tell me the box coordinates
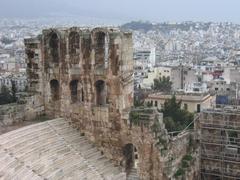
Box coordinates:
[123,144,139,174]
[95,31,106,65]
[69,31,80,55]
[69,31,80,64]
[49,33,59,63]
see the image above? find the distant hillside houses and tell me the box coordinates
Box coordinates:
[0,72,27,93]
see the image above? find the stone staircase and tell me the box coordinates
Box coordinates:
[0,118,126,180]
[127,168,139,180]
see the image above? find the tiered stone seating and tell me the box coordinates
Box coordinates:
[126,169,139,180]
[0,118,126,180]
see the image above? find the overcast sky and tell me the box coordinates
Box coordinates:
[1,0,240,23]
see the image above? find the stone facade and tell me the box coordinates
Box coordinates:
[25,27,199,180]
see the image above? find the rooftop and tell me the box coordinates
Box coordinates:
[147,92,211,102]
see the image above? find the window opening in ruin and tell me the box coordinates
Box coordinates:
[95,32,107,68]
[70,80,78,103]
[49,33,59,63]
[69,32,80,56]
[135,154,138,159]
[123,144,138,174]
[95,80,106,106]
[50,79,60,101]
[81,88,84,102]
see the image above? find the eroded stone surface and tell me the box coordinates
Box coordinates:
[23,27,199,180]
[0,118,126,180]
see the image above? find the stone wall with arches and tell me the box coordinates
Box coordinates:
[25,27,199,180]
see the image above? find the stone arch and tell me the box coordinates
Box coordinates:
[49,32,60,63]
[69,31,80,64]
[95,80,106,106]
[50,79,60,101]
[81,32,91,70]
[122,143,139,173]
[93,30,108,70]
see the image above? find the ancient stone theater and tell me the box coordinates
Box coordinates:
[0,27,199,180]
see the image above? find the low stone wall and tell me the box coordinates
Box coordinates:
[0,103,25,125]
[165,131,200,180]
[0,94,45,126]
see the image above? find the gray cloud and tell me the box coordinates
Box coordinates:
[0,0,239,23]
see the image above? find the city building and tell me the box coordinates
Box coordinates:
[141,66,172,89]
[145,92,213,113]
[134,48,156,67]
[222,66,240,84]
[0,72,27,92]
[171,65,198,91]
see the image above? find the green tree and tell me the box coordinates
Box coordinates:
[11,80,17,102]
[134,97,144,107]
[152,76,172,92]
[0,85,14,105]
[162,95,181,117]
[161,95,194,132]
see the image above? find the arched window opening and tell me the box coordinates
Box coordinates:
[49,33,59,63]
[81,88,84,102]
[95,32,106,66]
[69,32,80,56]
[82,36,91,70]
[50,80,60,101]
[95,80,106,106]
[123,144,138,174]
[70,80,78,103]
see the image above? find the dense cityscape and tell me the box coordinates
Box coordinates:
[0,9,240,180]
[2,19,240,106]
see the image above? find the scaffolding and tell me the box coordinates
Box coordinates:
[200,108,240,180]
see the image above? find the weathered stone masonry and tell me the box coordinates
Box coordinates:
[25,27,199,180]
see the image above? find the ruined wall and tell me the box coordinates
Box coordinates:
[165,132,200,180]
[26,27,135,163]
[0,94,45,126]
[25,37,42,93]
[25,27,199,180]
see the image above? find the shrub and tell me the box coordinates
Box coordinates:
[174,168,185,177]
[182,154,193,161]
